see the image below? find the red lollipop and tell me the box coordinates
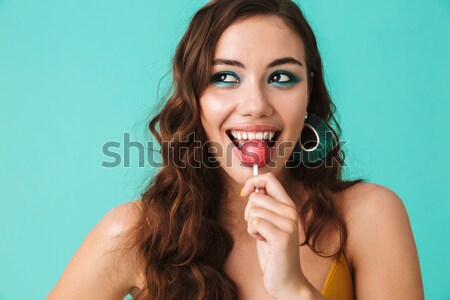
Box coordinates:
[240,140,271,167]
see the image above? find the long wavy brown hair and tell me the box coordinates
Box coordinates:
[124,0,365,299]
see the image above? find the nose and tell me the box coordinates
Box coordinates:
[237,80,274,118]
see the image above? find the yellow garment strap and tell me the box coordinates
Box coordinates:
[132,200,151,226]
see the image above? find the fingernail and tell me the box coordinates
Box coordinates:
[240,187,245,197]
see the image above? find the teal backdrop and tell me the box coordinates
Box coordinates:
[1,0,449,299]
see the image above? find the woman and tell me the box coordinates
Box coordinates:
[47,0,424,299]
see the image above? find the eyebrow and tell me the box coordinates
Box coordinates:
[212,57,304,68]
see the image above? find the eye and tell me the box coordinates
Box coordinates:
[268,71,300,86]
[210,72,240,85]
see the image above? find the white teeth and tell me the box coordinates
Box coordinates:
[229,130,277,141]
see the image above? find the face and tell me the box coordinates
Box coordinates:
[199,15,310,188]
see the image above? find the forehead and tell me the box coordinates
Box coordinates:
[213,15,306,63]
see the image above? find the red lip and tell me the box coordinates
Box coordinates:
[225,124,281,150]
[226,124,281,132]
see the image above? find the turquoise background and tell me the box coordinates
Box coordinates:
[1,0,449,299]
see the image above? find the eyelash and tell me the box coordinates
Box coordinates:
[210,72,240,86]
[210,71,300,86]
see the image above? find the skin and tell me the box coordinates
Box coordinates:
[46,15,424,300]
[199,15,310,196]
[199,15,314,299]
[200,15,424,300]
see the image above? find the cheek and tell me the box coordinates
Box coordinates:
[199,96,216,124]
[200,91,234,121]
[199,94,231,136]
[201,99,222,117]
[278,96,307,124]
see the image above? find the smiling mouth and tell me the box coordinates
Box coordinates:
[225,130,281,150]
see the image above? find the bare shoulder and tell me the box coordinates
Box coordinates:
[339,182,424,299]
[339,182,412,260]
[339,182,408,223]
[46,200,145,300]
[103,200,143,234]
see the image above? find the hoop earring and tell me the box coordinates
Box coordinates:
[294,112,335,165]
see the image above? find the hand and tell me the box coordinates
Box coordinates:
[241,172,309,299]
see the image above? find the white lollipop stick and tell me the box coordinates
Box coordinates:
[253,164,259,193]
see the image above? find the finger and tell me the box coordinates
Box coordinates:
[254,232,266,242]
[247,216,279,243]
[242,172,293,207]
[247,216,296,249]
[244,192,298,222]
[245,205,296,233]
[248,216,297,250]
